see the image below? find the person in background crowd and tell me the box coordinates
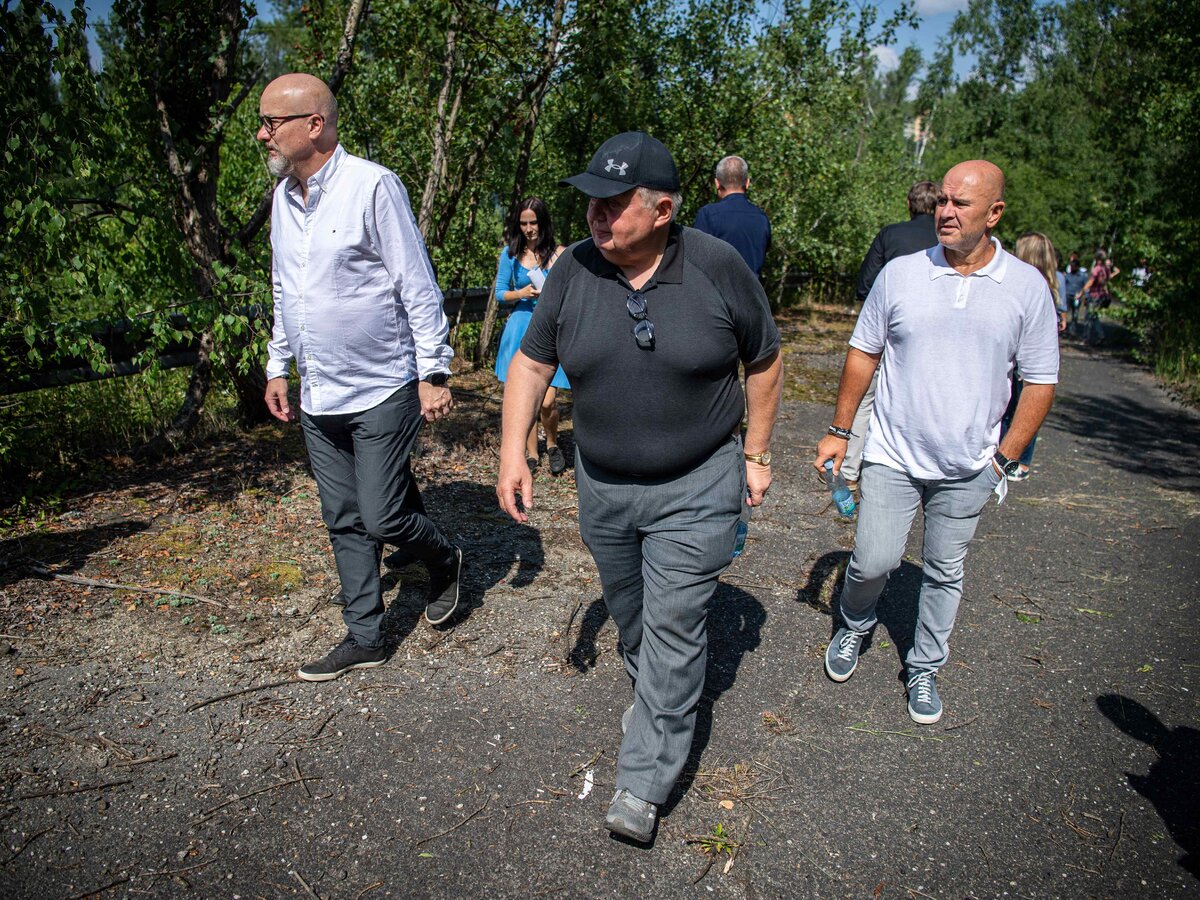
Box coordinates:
[497,132,782,843]
[814,160,1058,726]
[493,198,570,476]
[841,180,940,490]
[1000,232,1064,481]
[1062,251,1089,333]
[1078,249,1118,343]
[693,155,772,277]
[1130,257,1152,289]
[259,73,463,682]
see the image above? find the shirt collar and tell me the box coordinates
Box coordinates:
[929,236,1008,283]
[286,144,346,200]
[585,223,684,287]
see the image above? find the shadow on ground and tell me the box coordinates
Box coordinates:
[1096,693,1200,880]
[377,480,545,644]
[564,584,767,821]
[795,550,923,672]
[0,520,151,589]
[1053,367,1200,491]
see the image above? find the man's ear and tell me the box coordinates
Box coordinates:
[657,197,676,227]
[987,200,1006,229]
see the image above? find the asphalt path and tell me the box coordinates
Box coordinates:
[3,343,1197,898]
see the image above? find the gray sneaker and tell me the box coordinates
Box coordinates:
[906,669,943,724]
[605,789,657,842]
[824,627,870,682]
[621,703,634,735]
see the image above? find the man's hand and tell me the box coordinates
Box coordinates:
[264,377,296,423]
[418,381,454,422]
[746,460,772,507]
[496,452,533,524]
[813,434,848,474]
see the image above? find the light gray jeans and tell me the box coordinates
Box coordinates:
[575,438,743,806]
[838,460,1001,672]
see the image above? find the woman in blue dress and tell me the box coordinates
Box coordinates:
[494,197,570,475]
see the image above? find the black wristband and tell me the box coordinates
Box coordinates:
[827,425,854,440]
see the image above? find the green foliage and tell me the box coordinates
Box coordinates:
[3,0,1196,488]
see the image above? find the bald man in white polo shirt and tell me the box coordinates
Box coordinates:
[813,160,1059,725]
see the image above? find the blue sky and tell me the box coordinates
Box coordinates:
[52,0,966,75]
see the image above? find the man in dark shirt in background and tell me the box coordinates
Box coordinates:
[693,155,772,277]
[496,132,782,843]
[841,180,940,488]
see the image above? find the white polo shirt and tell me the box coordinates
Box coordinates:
[850,238,1059,480]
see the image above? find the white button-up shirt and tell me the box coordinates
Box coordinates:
[266,145,453,415]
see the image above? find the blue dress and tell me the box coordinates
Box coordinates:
[493,247,570,389]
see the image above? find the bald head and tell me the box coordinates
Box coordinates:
[261,73,338,131]
[936,159,1007,264]
[943,160,1005,205]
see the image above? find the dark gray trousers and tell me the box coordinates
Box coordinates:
[576,438,743,805]
[300,383,454,648]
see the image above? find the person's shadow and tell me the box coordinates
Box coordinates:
[379,480,545,650]
[0,520,151,589]
[1096,693,1200,878]
[796,549,923,675]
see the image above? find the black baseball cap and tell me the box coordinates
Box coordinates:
[560,131,680,199]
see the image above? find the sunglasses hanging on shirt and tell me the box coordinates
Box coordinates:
[626,291,656,350]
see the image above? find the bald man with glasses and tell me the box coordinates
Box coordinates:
[258,73,462,682]
[497,132,782,843]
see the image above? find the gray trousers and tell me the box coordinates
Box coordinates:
[841,366,879,484]
[839,460,1000,672]
[576,439,743,806]
[301,383,455,649]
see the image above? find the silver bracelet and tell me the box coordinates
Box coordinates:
[827,425,854,440]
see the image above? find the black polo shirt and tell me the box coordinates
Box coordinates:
[521,224,780,477]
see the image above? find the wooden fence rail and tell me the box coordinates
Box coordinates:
[0,288,492,396]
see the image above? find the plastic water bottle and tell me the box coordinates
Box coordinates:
[824,460,857,518]
[732,500,750,558]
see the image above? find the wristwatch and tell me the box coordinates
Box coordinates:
[421,372,449,386]
[744,449,772,466]
[993,451,1021,478]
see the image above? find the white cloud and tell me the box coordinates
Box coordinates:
[915,0,969,15]
[871,45,901,72]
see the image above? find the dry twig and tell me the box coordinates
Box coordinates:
[185,678,296,712]
[191,774,322,825]
[415,797,490,847]
[16,778,132,801]
[28,564,228,608]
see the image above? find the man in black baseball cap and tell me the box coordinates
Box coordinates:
[560,130,681,198]
[497,131,783,843]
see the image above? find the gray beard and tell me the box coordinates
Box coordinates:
[267,153,294,178]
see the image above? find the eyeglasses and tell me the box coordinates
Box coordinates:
[626,291,655,350]
[257,113,318,136]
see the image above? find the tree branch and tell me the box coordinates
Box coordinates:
[328,0,370,95]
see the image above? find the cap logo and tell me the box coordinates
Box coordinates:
[604,159,629,176]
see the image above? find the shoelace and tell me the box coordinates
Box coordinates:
[837,630,868,661]
[907,671,934,705]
